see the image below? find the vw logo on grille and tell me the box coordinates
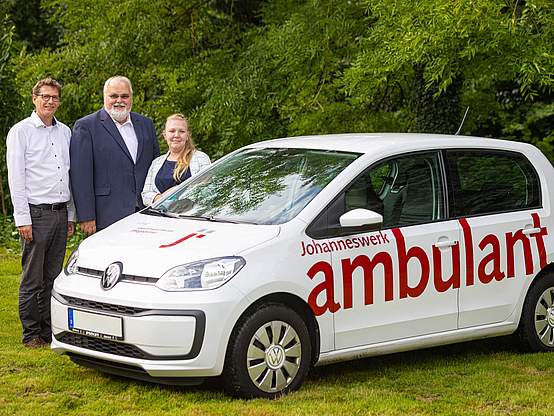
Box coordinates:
[101,262,123,290]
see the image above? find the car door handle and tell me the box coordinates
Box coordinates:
[435,239,458,248]
[522,227,541,236]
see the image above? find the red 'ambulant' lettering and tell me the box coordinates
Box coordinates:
[306,214,549,316]
[307,261,340,315]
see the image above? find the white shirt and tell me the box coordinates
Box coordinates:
[113,117,138,163]
[6,111,76,226]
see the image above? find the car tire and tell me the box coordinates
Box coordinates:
[223,303,312,399]
[517,273,554,352]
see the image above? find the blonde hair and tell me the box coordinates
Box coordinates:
[164,113,196,181]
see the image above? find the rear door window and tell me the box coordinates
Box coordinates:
[445,150,541,217]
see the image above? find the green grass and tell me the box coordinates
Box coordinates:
[1,247,554,415]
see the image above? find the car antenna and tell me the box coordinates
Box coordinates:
[455,107,470,135]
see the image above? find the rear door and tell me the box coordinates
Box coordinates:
[445,150,545,328]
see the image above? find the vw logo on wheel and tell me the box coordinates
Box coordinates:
[101,262,123,290]
[266,345,285,369]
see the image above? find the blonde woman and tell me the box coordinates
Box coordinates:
[142,114,210,205]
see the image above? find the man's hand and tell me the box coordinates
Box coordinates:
[18,225,33,242]
[67,221,75,238]
[80,220,96,236]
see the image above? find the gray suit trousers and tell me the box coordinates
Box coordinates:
[19,205,67,343]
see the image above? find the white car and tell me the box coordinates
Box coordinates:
[52,133,554,398]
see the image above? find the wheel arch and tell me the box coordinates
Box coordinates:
[515,263,554,327]
[527,262,554,294]
[515,262,554,351]
[226,292,321,367]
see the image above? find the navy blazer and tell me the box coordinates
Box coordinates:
[70,108,160,229]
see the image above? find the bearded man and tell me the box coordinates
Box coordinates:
[70,76,159,234]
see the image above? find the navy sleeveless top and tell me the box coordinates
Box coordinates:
[155,159,191,194]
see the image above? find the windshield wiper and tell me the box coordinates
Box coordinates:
[175,214,242,223]
[141,206,182,218]
[143,208,249,223]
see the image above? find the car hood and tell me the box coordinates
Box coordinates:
[75,212,281,278]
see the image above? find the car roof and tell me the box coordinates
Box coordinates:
[247,133,534,155]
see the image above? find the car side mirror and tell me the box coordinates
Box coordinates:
[339,208,383,228]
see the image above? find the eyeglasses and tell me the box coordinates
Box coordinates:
[35,93,60,102]
[108,94,131,100]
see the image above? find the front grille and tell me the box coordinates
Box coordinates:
[61,294,147,315]
[77,267,102,277]
[77,267,158,284]
[58,333,148,359]
[119,274,158,284]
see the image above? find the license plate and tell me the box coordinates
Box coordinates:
[68,308,123,341]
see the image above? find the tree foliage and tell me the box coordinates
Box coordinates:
[1,0,553,228]
[0,6,24,245]
[344,0,553,134]
[7,0,63,51]
[12,0,553,153]
[0,11,23,218]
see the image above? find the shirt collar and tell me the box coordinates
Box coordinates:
[111,114,134,128]
[30,111,57,128]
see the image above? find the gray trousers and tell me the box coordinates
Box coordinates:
[19,206,68,343]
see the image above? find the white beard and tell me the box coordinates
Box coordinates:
[108,106,130,123]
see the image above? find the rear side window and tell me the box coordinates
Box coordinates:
[446,150,541,217]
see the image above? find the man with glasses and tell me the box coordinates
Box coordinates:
[70,76,159,234]
[6,77,76,348]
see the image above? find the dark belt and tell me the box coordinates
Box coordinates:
[29,202,67,211]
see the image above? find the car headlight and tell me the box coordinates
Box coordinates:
[64,247,79,275]
[156,256,246,291]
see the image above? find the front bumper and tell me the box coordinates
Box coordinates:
[65,354,206,386]
[52,291,205,359]
[51,272,247,379]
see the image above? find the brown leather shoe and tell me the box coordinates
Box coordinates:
[23,337,48,348]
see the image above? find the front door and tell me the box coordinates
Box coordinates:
[329,152,461,349]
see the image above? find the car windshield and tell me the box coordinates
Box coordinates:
[150,147,360,225]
